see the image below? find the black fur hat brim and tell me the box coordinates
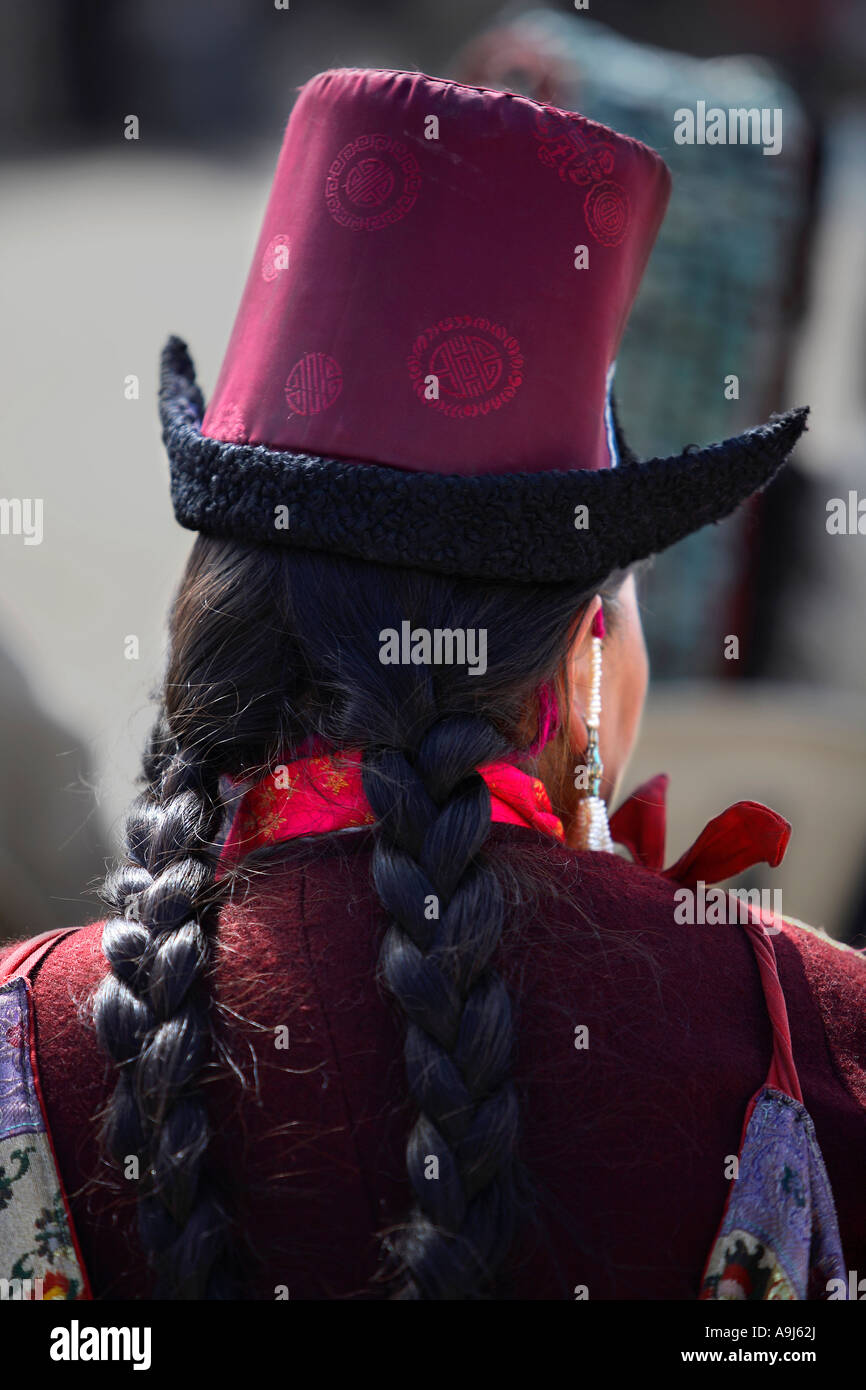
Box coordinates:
[160,336,808,587]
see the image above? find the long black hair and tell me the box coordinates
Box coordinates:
[93,536,624,1298]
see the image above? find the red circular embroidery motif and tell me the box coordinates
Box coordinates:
[261,234,291,282]
[324,134,421,231]
[284,353,343,415]
[533,109,616,186]
[346,159,394,206]
[407,316,524,418]
[583,180,631,246]
[208,401,247,443]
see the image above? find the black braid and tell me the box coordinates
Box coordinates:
[92,535,624,1299]
[363,714,521,1298]
[94,739,238,1298]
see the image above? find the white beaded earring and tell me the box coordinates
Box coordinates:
[574,607,615,853]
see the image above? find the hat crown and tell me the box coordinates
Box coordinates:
[202,66,671,476]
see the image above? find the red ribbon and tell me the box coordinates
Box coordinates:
[609,773,791,887]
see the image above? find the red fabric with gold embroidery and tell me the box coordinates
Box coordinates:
[220,751,565,864]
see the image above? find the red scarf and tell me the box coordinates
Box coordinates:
[221,751,564,858]
[220,755,790,889]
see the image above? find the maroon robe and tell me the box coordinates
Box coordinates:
[4,822,866,1300]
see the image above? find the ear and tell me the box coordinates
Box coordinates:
[563,595,602,748]
[566,595,602,664]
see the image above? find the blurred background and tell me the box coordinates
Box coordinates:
[0,0,864,941]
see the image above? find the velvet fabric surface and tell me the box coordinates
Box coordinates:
[200,67,671,476]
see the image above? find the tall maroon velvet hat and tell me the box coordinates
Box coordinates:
[161,67,806,584]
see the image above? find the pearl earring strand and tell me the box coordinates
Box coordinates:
[575,607,615,853]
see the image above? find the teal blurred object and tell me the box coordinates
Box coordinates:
[456,12,813,677]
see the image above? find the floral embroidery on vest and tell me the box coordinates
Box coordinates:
[0,978,89,1299]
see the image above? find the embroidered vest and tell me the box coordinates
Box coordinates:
[0,930,90,1300]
